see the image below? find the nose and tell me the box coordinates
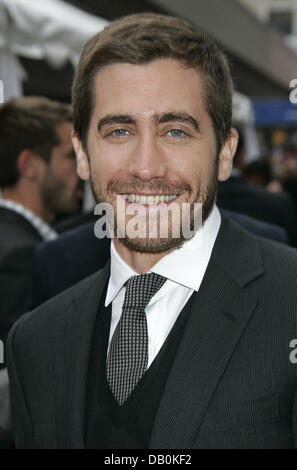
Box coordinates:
[127,132,167,182]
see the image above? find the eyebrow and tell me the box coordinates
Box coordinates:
[156,113,200,132]
[97,112,200,133]
[97,115,136,132]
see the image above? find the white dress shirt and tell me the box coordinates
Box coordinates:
[0,198,57,242]
[105,205,221,367]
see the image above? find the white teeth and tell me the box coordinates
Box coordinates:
[122,194,177,204]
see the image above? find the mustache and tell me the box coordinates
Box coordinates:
[106,177,192,195]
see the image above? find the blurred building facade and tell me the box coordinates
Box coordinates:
[236,0,297,179]
[237,0,297,52]
[237,0,297,33]
[10,0,296,102]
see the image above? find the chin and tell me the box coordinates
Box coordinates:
[118,234,188,254]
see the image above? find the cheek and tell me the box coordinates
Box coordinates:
[53,161,78,188]
[171,150,207,187]
[89,157,111,188]
[60,161,77,180]
[89,146,126,184]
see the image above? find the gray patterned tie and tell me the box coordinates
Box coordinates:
[106,273,167,406]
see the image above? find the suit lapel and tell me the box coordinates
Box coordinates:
[54,262,110,448]
[150,217,264,449]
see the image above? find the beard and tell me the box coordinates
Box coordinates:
[40,166,82,220]
[90,161,218,254]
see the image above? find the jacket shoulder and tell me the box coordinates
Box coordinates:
[217,216,297,289]
[258,236,297,277]
[6,267,107,353]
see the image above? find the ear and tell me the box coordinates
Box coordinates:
[218,128,239,182]
[17,149,45,180]
[72,131,90,181]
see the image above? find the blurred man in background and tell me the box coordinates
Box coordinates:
[217,129,297,246]
[0,96,82,353]
[0,97,82,448]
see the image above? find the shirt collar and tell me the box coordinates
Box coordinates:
[0,198,58,242]
[105,205,221,306]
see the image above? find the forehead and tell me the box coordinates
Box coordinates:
[91,59,208,121]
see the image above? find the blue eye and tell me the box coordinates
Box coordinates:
[112,129,129,136]
[168,129,186,138]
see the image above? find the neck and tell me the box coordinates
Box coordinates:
[113,238,173,274]
[2,183,53,223]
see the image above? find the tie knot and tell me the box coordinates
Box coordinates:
[123,273,167,311]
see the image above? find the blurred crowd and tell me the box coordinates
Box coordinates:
[245,129,297,214]
[217,127,297,246]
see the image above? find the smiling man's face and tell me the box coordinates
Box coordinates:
[73,59,237,254]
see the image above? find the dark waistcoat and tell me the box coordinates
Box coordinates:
[85,286,195,449]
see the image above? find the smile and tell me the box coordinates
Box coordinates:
[121,194,178,204]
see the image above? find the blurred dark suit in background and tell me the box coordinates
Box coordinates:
[0,208,42,364]
[217,175,297,246]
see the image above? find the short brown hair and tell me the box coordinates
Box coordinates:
[0,96,72,188]
[72,13,233,153]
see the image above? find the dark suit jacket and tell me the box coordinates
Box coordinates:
[217,176,297,246]
[28,221,110,309]
[6,217,297,448]
[28,211,289,310]
[0,208,42,351]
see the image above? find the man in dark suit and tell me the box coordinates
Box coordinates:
[0,97,82,353]
[7,14,297,449]
[0,97,83,447]
[217,130,297,246]
[0,207,43,355]
[28,212,289,310]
